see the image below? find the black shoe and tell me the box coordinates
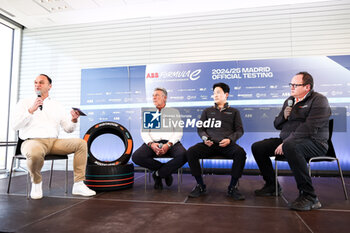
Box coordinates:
[188,184,207,198]
[254,184,282,196]
[165,175,173,187]
[228,186,245,200]
[152,172,163,190]
[289,194,322,211]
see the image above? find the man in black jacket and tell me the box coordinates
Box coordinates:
[187,83,246,200]
[251,71,331,211]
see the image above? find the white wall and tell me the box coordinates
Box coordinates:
[17,0,350,139]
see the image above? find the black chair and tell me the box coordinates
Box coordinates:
[7,138,69,198]
[275,119,348,199]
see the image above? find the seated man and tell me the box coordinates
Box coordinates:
[251,71,331,211]
[186,82,247,200]
[132,87,187,189]
[12,74,96,199]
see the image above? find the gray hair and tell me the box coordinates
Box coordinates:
[154,87,168,97]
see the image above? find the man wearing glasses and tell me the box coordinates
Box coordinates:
[251,72,331,211]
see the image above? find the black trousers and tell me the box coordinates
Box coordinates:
[186,142,246,179]
[251,138,327,197]
[132,142,187,178]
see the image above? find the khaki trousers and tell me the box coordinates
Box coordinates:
[21,138,87,184]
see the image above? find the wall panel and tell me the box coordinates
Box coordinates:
[17,0,350,142]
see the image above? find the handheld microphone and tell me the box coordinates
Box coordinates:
[158,143,163,149]
[202,136,209,141]
[36,90,42,110]
[286,99,294,120]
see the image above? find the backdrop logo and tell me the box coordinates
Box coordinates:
[189,69,201,80]
[143,110,161,129]
[149,69,201,81]
[146,73,159,78]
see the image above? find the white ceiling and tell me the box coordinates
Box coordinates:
[0,0,330,28]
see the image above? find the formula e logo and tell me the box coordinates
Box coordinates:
[143,110,161,129]
[189,69,201,81]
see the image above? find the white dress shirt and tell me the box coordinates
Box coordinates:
[12,96,77,139]
[141,107,183,145]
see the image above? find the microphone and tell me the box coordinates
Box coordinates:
[158,143,163,149]
[202,135,216,145]
[286,99,294,120]
[36,90,42,110]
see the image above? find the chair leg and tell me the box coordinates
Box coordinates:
[201,159,204,175]
[149,169,151,182]
[275,160,278,197]
[181,167,183,184]
[177,169,180,192]
[336,159,348,200]
[144,168,147,191]
[7,157,16,194]
[65,159,68,194]
[26,171,30,199]
[49,160,54,189]
[308,163,311,177]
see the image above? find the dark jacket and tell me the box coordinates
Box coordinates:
[274,90,331,149]
[198,103,244,144]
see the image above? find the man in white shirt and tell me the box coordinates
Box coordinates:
[12,74,96,199]
[132,88,187,190]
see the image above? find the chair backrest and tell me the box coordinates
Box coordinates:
[15,138,24,156]
[326,119,336,158]
[277,119,335,161]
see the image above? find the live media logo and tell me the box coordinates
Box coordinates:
[143,110,161,129]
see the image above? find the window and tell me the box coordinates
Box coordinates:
[0,20,21,172]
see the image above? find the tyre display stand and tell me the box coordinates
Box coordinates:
[83,121,134,191]
[84,163,134,191]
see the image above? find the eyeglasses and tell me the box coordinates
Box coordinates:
[289,83,306,88]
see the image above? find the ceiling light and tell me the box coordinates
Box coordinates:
[33,0,73,13]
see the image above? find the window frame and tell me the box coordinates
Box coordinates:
[0,16,23,172]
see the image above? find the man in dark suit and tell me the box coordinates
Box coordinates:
[252,72,331,211]
[186,82,246,200]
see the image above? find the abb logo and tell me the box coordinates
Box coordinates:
[146,73,159,78]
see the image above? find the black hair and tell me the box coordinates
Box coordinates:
[296,71,313,90]
[40,74,52,84]
[213,82,230,94]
